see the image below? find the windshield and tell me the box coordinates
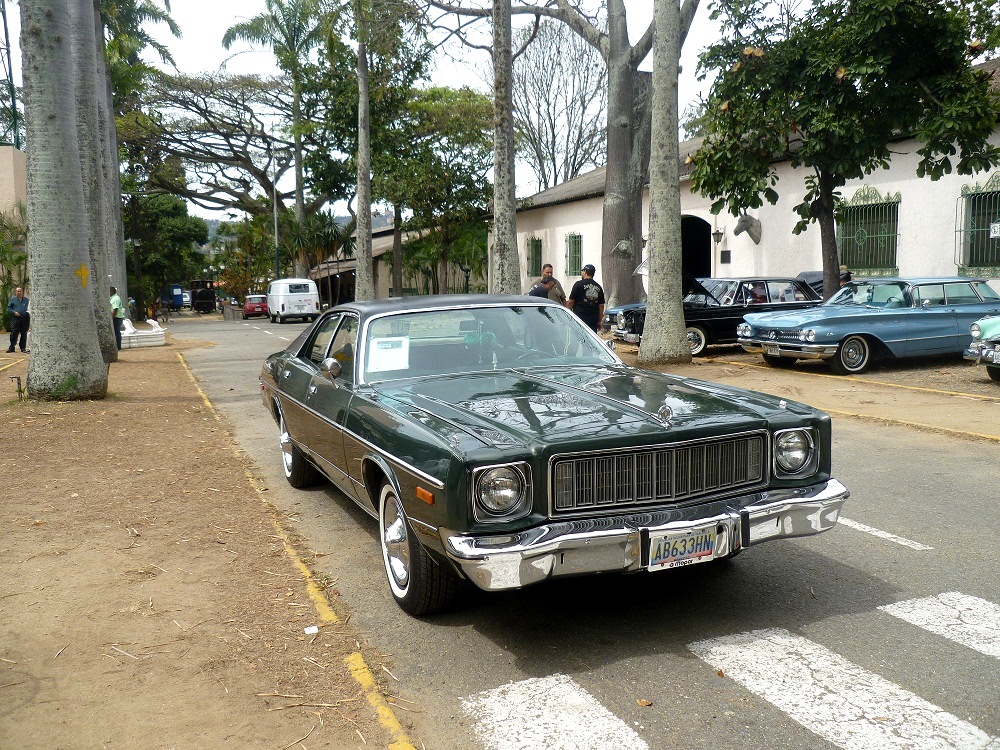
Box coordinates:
[363,305,617,382]
[684,279,737,306]
[828,281,910,308]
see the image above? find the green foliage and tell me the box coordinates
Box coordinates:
[394,220,487,295]
[0,203,27,332]
[692,0,1000,234]
[222,0,324,80]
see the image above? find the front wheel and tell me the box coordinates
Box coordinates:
[830,335,872,375]
[987,366,1000,382]
[278,408,322,488]
[686,326,709,356]
[379,482,459,616]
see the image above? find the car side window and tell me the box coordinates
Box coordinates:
[307,314,342,365]
[767,281,801,303]
[914,285,945,306]
[943,283,981,305]
[745,282,768,303]
[328,316,359,383]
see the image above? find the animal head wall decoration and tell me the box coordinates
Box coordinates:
[734,213,762,245]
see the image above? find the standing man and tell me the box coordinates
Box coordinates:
[7,286,29,353]
[527,275,556,298]
[540,263,567,306]
[110,286,126,351]
[567,264,605,333]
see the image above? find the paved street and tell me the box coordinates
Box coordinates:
[172,314,1000,750]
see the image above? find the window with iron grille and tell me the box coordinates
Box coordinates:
[526,237,542,277]
[835,186,900,274]
[565,233,582,275]
[956,173,1000,275]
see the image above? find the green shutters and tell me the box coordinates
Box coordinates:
[957,173,1000,275]
[566,233,582,275]
[527,237,542,277]
[835,186,900,275]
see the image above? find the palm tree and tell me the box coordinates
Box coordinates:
[223,0,323,278]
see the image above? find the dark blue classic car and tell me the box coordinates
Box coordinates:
[261,295,849,615]
[738,277,1000,374]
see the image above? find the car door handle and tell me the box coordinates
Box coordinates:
[308,384,317,395]
[282,370,291,378]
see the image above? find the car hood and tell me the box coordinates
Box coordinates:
[975,314,1000,340]
[370,365,814,449]
[744,303,879,327]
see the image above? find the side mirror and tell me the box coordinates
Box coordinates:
[320,357,342,379]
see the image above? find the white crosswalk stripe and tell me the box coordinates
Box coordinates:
[688,627,998,750]
[461,674,649,750]
[880,592,1000,659]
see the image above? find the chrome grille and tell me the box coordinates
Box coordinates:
[756,328,801,342]
[551,433,767,515]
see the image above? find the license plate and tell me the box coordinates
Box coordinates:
[648,526,717,570]
[765,344,780,356]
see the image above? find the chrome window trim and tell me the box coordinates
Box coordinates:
[546,429,771,519]
[772,427,819,478]
[471,461,533,524]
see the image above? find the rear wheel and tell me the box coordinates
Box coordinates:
[277,408,322,488]
[270,314,277,323]
[987,366,1000,382]
[686,326,709,356]
[379,482,459,615]
[830,335,872,375]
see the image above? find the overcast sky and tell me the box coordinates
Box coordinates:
[6,0,720,210]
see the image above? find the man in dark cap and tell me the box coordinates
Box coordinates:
[567,264,605,332]
[527,275,556,298]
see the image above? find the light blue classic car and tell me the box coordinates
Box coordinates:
[964,314,1000,382]
[737,277,1000,374]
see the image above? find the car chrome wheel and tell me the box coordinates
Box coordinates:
[686,326,708,356]
[378,481,460,616]
[831,335,871,375]
[277,407,321,488]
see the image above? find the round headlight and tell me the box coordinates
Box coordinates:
[477,467,525,515]
[805,329,816,342]
[775,430,811,473]
[970,323,982,340]
[737,323,751,337]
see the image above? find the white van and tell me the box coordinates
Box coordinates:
[267,278,320,324]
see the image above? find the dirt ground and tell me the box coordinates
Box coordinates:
[2,323,997,750]
[0,337,410,750]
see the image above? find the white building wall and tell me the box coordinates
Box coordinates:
[517,129,1000,286]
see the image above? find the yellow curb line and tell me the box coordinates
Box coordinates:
[719,359,1000,402]
[0,359,23,372]
[178,352,416,750]
[176,352,221,420]
[820,407,1000,443]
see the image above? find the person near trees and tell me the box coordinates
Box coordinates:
[567,264,605,333]
[528,276,556,298]
[541,263,567,305]
[6,286,29,353]
[110,286,126,351]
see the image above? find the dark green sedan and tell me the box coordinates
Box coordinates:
[260,295,849,615]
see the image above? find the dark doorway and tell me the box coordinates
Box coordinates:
[682,216,712,279]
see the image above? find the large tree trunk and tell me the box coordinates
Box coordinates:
[22,0,109,399]
[600,0,647,309]
[77,0,117,362]
[354,39,375,301]
[638,0,688,366]
[392,204,403,296]
[489,0,520,294]
[814,169,841,300]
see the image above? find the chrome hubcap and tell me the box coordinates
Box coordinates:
[382,496,410,589]
[279,414,293,476]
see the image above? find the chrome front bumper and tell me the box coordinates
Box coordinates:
[739,339,839,360]
[442,478,849,591]
[964,345,1000,365]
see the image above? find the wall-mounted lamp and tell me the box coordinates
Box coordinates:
[713,227,731,264]
[712,228,725,245]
